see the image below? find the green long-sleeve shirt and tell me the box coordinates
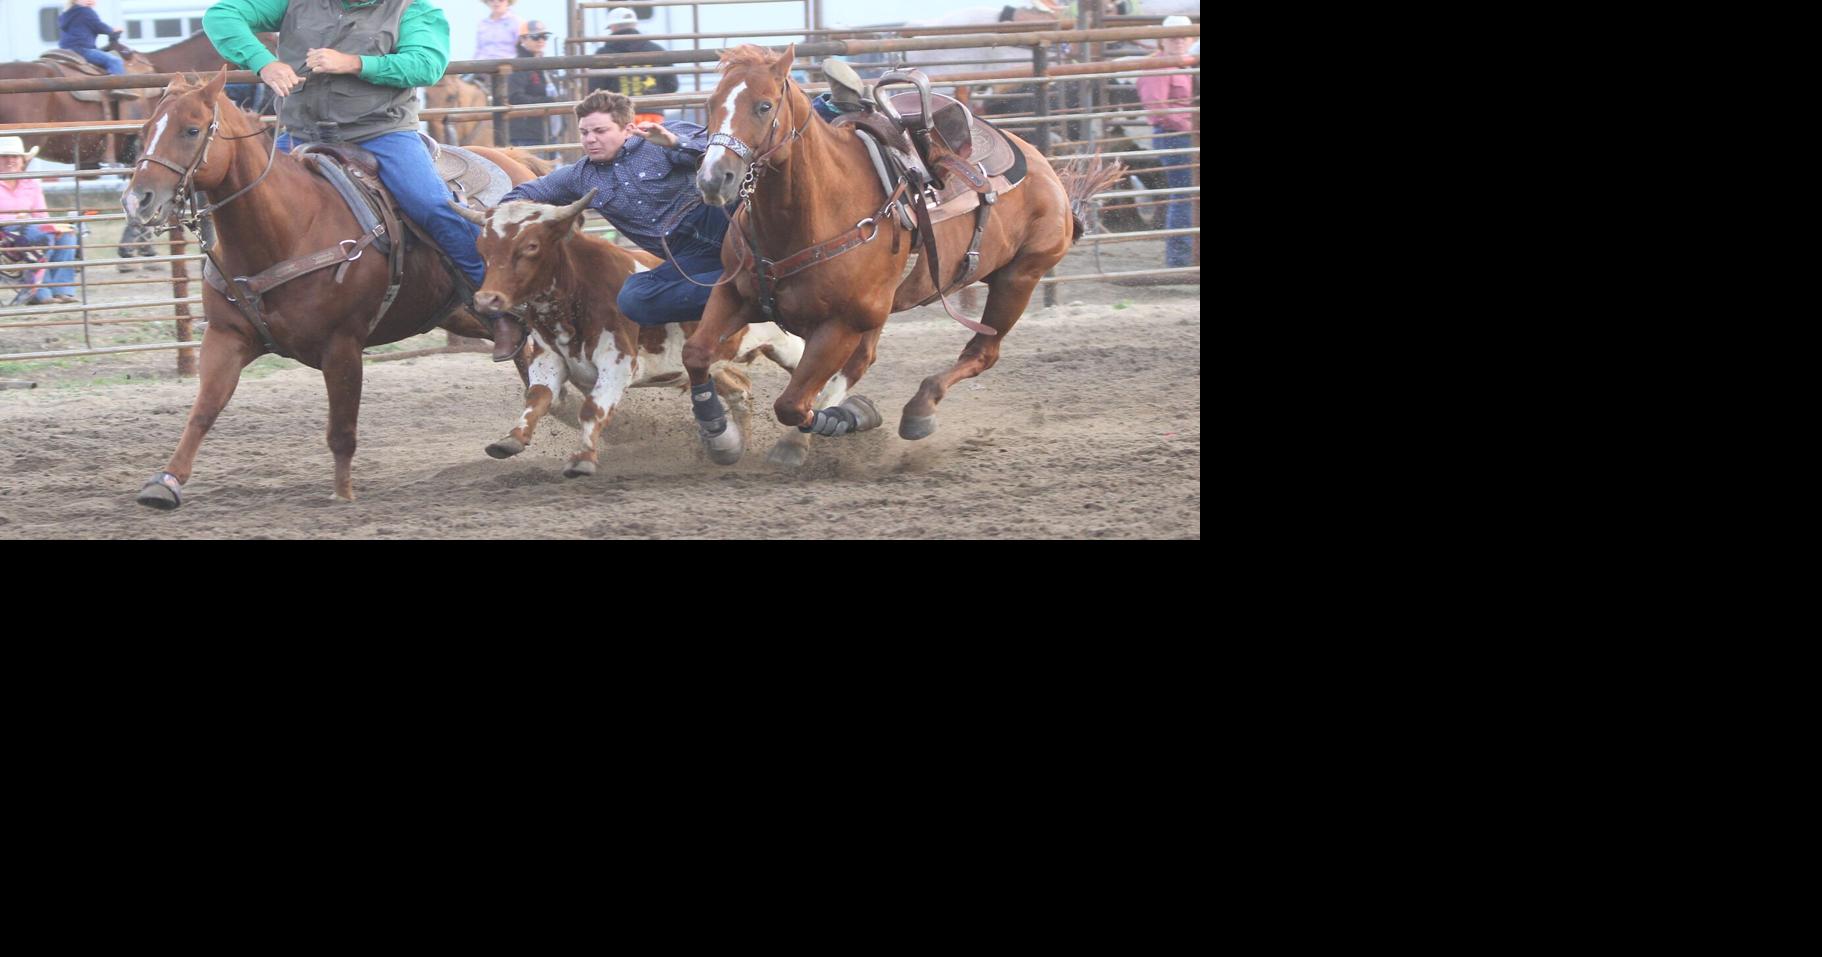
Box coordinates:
[203,0,450,88]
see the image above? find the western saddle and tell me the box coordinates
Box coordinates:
[199,133,513,359]
[839,69,1029,326]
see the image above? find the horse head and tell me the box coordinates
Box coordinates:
[697,44,812,207]
[123,68,234,227]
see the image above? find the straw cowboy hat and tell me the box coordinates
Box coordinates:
[0,137,42,163]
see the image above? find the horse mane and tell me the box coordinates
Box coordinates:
[718,45,780,72]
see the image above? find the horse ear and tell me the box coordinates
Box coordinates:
[771,44,796,84]
[200,66,228,101]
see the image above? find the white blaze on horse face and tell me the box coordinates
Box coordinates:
[703,81,748,170]
[144,114,169,161]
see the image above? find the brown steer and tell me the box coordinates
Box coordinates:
[457,192,805,477]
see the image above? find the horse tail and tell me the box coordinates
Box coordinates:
[1057,154,1127,243]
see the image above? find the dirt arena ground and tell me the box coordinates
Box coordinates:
[3,223,1199,540]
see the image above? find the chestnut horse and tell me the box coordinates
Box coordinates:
[122,70,540,509]
[424,75,495,148]
[0,32,277,167]
[682,45,1108,464]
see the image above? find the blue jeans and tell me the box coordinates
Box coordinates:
[16,226,78,301]
[618,251,725,327]
[1153,132,1194,268]
[78,49,126,76]
[277,130,486,287]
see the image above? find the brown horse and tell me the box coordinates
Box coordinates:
[0,32,276,167]
[123,70,540,509]
[681,45,1106,465]
[424,75,495,148]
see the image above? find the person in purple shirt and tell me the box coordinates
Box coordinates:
[475,0,524,61]
[58,0,131,76]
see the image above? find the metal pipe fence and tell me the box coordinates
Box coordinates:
[2,20,1197,370]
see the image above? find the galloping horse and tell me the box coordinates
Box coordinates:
[681,45,1114,465]
[122,70,541,509]
[424,75,495,148]
[0,32,276,167]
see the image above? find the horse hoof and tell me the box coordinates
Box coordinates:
[564,459,596,479]
[899,414,938,440]
[135,483,180,511]
[702,419,744,465]
[766,441,808,470]
[841,394,884,432]
[486,437,525,459]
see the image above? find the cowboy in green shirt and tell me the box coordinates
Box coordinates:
[203,1,512,355]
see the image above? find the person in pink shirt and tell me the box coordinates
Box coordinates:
[475,0,526,61]
[1,137,80,306]
[1137,16,1197,269]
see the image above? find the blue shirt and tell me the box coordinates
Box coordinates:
[500,123,730,259]
[59,7,119,52]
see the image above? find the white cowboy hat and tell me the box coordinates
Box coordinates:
[0,136,41,162]
[1162,15,1193,27]
[606,7,638,27]
[1028,0,1064,13]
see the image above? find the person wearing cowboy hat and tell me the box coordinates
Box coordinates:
[1138,15,1196,269]
[589,7,678,99]
[0,138,81,306]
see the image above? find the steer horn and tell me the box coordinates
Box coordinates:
[450,200,487,226]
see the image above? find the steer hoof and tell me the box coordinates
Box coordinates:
[899,414,938,441]
[486,436,525,459]
[564,459,596,479]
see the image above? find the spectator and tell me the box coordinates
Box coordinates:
[0,138,80,306]
[475,0,524,62]
[59,0,130,76]
[508,22,559,147]
[589,7,677,99]
[1137,15,1196,269]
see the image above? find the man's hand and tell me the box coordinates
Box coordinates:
[305,48,363,75]
[633,121,678,148]
[258,61,304,97]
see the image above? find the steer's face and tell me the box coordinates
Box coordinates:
[454,191,595,318]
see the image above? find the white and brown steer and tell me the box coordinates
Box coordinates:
[457,191,805,477]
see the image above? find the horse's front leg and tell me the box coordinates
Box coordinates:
[682,285,756,465]
[487,339,564,459]
[135,320,258,511]
[322,333,365,502]
[765,326,885,469]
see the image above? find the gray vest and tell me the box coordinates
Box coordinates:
[277,0,418,144]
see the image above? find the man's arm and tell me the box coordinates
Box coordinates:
[202,0,288,74]
[648,121,709,171]
[500,165,585,206]
[358,0,451,89]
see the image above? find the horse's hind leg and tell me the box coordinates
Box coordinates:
[136,325,257,510]
[900,265,1044,441]
[322,335,364,502]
